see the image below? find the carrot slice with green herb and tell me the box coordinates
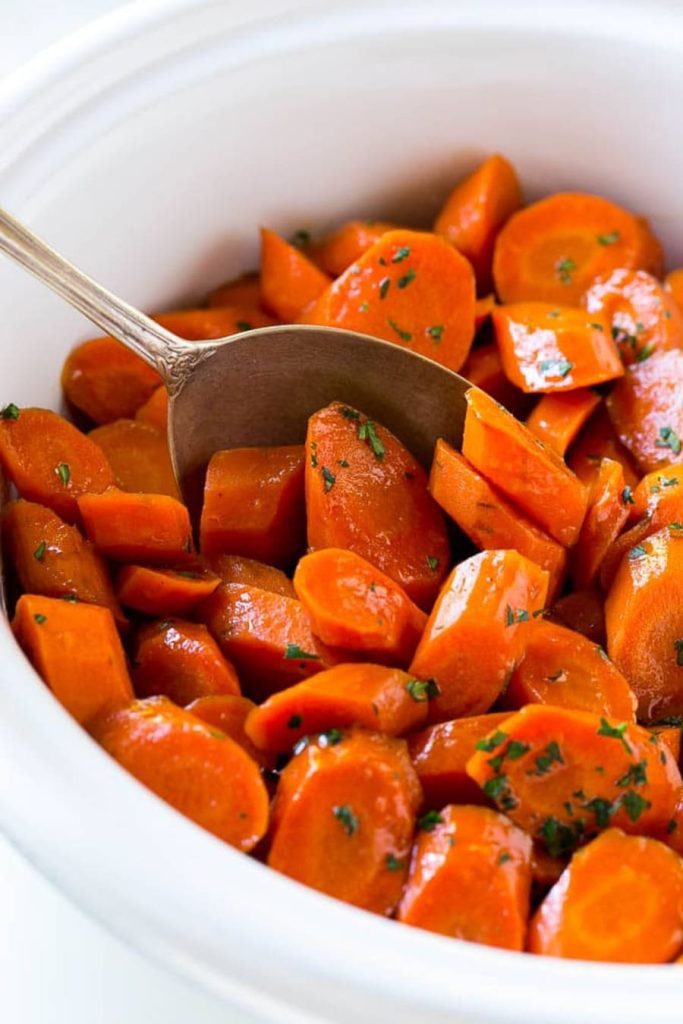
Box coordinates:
[116,564,219,615]
[186,694,272,769]
[61,336,161,424]
[526,390,601,456]
[648,723,682,765]
[153,305,276,339]
[567,405,640,492]
[206,271,263,310]
[78,489,193,564]
[459,341,531,419]
[89,419,180,499]
[571,457,630,588]
[132,619,240,704]
[134,385,168,433]
[598,517,658,592]
[632,464,683,522]
[312,220,398,277]
[259,227,331,322]
[204,552,295,597]
[548,587,606,645]
[606,348,683,473]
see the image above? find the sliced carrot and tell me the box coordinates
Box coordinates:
[397,804,532,950]
[61,336,161,424]
[89,419,180,499]
[493,191,659,305]
[206,271,263,309]
[2,499,123,625]
[132,619,240,704]
[12,594,133,725]
[259,227,331,322]
[606,348,683,473]
[90,696,268,852]
[567,405,640,492]
[665,268,683,313]
[648,724,682,765]
[311,220,397,277]
[205,552,295,597]
[78,489,193,564]
[185,694,271,769]
[598,517,657,592]
[200,445,305,566]
[526,390,601,456]
[582,268,683,365]
[501,619,636,720]
[466,705,681,853]
[116,564,219,616]
[459,341,530,419]
[474,294,497,330]
[409,549,549,721]
[0,407,115,523]
[134,385,168,433]
[268,728,421,914]
[548,587,606,644]
[407,711,513,808]
[462,387,588,546]
[493,303,623,393]
[429,440,566,600]
[153,305,276,339]
[293,548,426,664]
[245,663,429,753]
[605,524,683,721]
[306,402,450,610]
[528,828,683,962]
[632,464,683,522]
[301,229,476,373]
[571,457,630,588]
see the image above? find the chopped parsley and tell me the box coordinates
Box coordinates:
[427,325,444,343]
[482,775,510,802]
[340,407,360,420]
[397,268,416,289]
[283,644,320,661]
[539,817,582,858]
[321,466,336,492]
[379,276,391,299]
[533,741,564,776]
[497,851,512,865]
[33,541,47,561]
[33,613,47,625]
[426,555,439,571]
[291,229,311,248]
[405,678,441,703]
[505,605,530,626]
[620,790,651,822]
[656,426,682,455]
[385,853,405,871]
[56,463,70,486]
[584,797,613,829]
[1,403,19,420]
[318,728,343,747]
[387,318,412,342]
[538,357,573,380]
[333,805,359,836]
[621,486,635,506]
[628,544,647,560]
[418,810,444,832]
[596,231,620,246]
[635,343,655,363]
[597,717,632,754]
[476,730,508,753]
[555,257,577,284]
[337,458,349,468]
[616,761,648,788]
[287,714,303,729]
[391,246,411,263]
[235,320,252,331]
[358,419,385,460]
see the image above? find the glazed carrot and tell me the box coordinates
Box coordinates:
[407,711,513,808]
[493,303,623,393]
[598,517,656,592]
[301,229,476,373]
[466,705,681,853]
[648,724,682,765]
[293,548,426,664]
[206,271,263,309]
[606,349,683,473]
[571,457,630,588]
[459,341,530,419]
[636,216,665,278]
[397,805,532,950]
[205,552,295,597]
[268,728,421,914]
[548,587,605,644]
[409,549,549,721]
[429,440,567,600]
[153,305,276,339]
[567,406,640,492]
[659,788,683,857]
[259,228,331,322]
[89,419,180,499]
[134,385,168,433]
[526,390,601,456]
[493,191,659,305]
[606,525,683,720]
[582,268,683,365]
[90,696,268,852]
[434,154,522,293]
[61,337,161,424]
[2,499,123,625]
[132,619,240,704]
[305,402,450,609]
[245,663,429,753]
[632,464,683,522]
[462,387,588,546]
[311,220,397,277]
[78,489,194,564]
[186,694,272,769]
[116,564,219,615]
[501,619,636,720]
[0,407,115,522]
[474,294,496,330]
[12,594,133,725]
[665,268,683,313]
[530,844,567,892]
[528,829,683,962]
[200,445,305,565]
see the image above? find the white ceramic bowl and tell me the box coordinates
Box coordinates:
[2,2,683,1021]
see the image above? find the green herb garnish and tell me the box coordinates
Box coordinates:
[391,246,411,263]
[656,426,682,455]
[358,419,385,460]
[387,318,412,342]
[596,231,620,246]
[283,644,320,661]
[333,805,359,836]
[56,463,70,486]
[538,357,573,380]
[321,466,336,492]
[405,678,441,703]
[1,403,19,420]
[33,541,47,561]
[418,810,444,832]
[33,613,47,625]
[397,268,416,289]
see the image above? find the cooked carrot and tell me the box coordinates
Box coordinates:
[206,271,263,309]
[659,787,683,857]
[501,619,636,720]
[116,564,219,615]
[132,619,240,705]
[311,220,397,277]
[305,402,450,609]
[2,499,123,625]
[205,552,295,597]
[582,268,683,365]
[186,694,272,769]
[407,711,513,808]
[429,440,566,600]
[598,517,656,592]
[153,305,276,339]
[89,419,180,499]
[548,587,605,644]
[90,696,268,852]
[606,524,683,720]
[474,294,497,330]
[526,390,601,456]
[293,548,426,664]
[493,191,659,305]
[61,336,161,424]
[134,385,168,433]
[301,229,476,373]
[493,303,623,393]
[200,445,305,566]
[466,705,681,853]
[268,728,421,914]
[648,724,682,765]
[571,457,630,588]
[636,215,665,278]
[12,594,133,725]
[632,464,683,522]
[459,341,530,419]
[434,154,522,294]
[259,228,331,322]
[245,663,429,753]
[397,804,532,949]
[528,829,683,962]
[606,349,683,473]
[78,489,194,564]
[409,549,549,721]
[567,405,640,492]
[665,268,683,313]
[0,407,115,523]
[462,387,588,546]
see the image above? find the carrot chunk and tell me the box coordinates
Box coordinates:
[116,564,219,615]
[89,419,180,499]
[526,390,601,456]
[260,227,331,321]
[665,268,683,314]
[90,696,268,852]
[206,271,263,309]
[132,619,240,704]
[205,552,295,597]
[460,341,531,419]
[312,220,398,277]
[529,829,683,962]
[268,728,421,914]
[409,549,549,721]
[571,457,630,588]
[548,587,605,645]
[186,694,271,769]
[648,724,682,766]
[78,489,193,564]
[567,406,640,492]
[606,348,683,473]
[397,805,532,950]
[13,594,133,725]
[61,336,161,424]
[134,385,168,433]
[632,463,683,522]
[153,305,276,339]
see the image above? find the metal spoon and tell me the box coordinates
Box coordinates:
[0,208,470,500]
